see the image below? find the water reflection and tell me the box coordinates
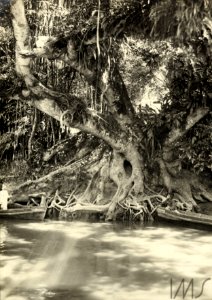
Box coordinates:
[0,220,212,300]
[0,225,8,247]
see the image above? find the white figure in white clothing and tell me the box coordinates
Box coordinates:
[0,182,9,210]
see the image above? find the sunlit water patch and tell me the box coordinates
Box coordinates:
[0,220,212,300]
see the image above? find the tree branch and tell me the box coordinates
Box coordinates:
[18,16,135,120]
[21,39,135,119]
[11,0,133,152]
[164,107,209,148]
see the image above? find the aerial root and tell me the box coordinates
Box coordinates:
[116,193,171,221]
[46,184,174,221]
[46,178,192,221]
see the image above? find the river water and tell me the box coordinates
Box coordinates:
[0,220,212,300]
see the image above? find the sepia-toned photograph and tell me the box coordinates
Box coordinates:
[0,0,212,299]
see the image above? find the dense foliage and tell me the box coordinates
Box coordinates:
[0,0,211,184]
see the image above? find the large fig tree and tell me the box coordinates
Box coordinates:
[9,0,212,220]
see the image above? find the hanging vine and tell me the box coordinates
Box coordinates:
[28,108,38,159]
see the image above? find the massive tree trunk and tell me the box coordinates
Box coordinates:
[156,107,211,211]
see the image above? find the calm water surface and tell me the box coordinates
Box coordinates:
[0,220,212,300]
